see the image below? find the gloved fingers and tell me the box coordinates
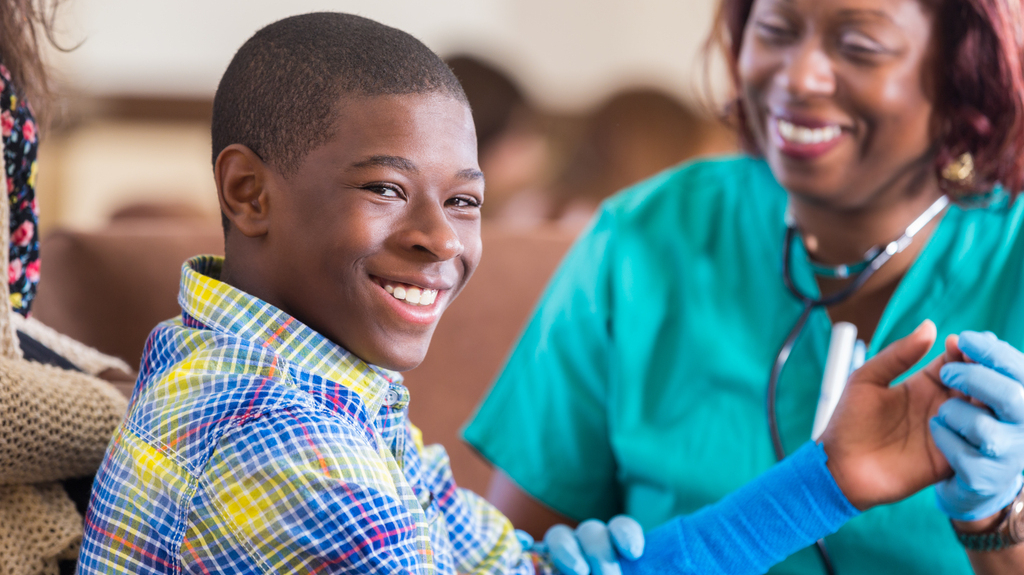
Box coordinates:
[930,417,985,482]
[608,515,644,560]
[930,417,1013,495]
[940,362,1024,423]
[937,398,1019,457]
[930,417,1024,521]
[958,331,1024,385]
[544,524,589,575]
[575,520,621,575]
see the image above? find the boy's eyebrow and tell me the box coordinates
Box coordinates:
[352,155,485,182]
[456,168,485,181]
[352,155,418,172]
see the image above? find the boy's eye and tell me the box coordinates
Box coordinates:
[448,195,481,208]
[365,183,402,198]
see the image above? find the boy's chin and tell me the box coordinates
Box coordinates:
[355,342,431,373]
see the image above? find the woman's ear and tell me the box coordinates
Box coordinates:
[215,144,272,237]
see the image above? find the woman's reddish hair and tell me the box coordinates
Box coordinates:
[707,0,1024,195]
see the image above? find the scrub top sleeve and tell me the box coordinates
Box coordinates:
[463,209,621,522]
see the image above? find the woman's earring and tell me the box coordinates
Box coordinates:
[942,152,975,186]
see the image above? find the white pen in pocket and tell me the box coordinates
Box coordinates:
[811,322,864,441]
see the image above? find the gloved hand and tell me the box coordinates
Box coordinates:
[518,515,644,575]
[930,331,1024,521]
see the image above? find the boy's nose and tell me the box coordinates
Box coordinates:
[404,204,464,261]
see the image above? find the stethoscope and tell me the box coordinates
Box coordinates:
[767,194,950,575]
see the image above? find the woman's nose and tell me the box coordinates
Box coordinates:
[777,40,836,99]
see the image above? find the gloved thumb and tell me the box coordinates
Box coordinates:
[851,320,935,389]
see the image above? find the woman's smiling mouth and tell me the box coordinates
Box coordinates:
[769,116,847,160]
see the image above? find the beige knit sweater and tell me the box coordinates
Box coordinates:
[0,155,129,575]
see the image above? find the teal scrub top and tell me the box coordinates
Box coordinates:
[463,155,1024,575]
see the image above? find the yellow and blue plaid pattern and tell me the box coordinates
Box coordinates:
[79,255,550,574]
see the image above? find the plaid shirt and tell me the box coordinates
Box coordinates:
[79,255,552,574]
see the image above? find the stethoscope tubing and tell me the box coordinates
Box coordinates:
[768,195,948,575]
[768,224,897,575]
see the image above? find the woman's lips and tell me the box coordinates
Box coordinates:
[769,117,846,160]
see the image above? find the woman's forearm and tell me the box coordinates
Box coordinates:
[954,513,1024,575]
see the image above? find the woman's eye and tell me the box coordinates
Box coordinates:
[754,18,796,42]
[839,32,886,57]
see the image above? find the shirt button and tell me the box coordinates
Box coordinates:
[384,389,400,407]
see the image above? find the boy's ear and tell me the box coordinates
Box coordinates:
[215,144,273,237]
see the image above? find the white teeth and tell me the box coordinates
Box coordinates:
[776,119,841,145]
[383,283,439,306]
[405,287,422,304]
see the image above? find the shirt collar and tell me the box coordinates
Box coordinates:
[178,255,402,415]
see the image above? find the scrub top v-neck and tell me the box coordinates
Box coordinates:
[464,155,1024,575]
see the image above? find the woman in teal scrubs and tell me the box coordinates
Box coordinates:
[464,0,1024,573]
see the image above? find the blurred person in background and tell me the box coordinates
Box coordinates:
[0,1,130,574]
[446,55,556,223]
[449,57,734,232]
[532,89,735,230]
[465,0,1024,574]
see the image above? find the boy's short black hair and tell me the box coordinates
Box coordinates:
[212,12,468,175]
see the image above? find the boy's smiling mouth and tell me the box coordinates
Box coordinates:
[371,275,446,310]
[383,282,438,306]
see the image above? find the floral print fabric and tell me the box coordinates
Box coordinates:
[0,62,40,316]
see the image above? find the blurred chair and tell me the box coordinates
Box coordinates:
[107,200,211,223]
[31,216,575,494]
[32,219,224,370]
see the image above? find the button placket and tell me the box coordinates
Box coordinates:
[382,384,409,410]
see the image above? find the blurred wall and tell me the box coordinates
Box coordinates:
[37,0,730,232]
[50,0,725,110]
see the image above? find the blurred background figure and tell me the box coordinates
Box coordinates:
[447,57,735,230]
[445,55,553,222]
[502,88,735,230]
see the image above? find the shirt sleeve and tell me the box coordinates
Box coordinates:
[184,408,432,574]
[462,208,622,521]
[416,437,553,575]
[621,441,859,575]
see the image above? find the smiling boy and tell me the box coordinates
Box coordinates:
[75,13,534,574]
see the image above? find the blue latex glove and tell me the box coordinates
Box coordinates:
[930,331,1024,521]
[529,515,644,575]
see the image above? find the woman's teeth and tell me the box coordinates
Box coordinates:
[384,283,438,306]
[777,119,842,145]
